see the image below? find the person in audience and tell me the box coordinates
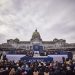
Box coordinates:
[44,67,49,75]
[33,68,39,75]
[9,68,16,75]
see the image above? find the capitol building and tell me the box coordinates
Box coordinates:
[0,29,75,52]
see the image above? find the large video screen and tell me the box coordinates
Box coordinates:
[33,44,43,51]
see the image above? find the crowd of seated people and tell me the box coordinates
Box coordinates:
[0,53,75,75]
[7,50,34,57]
[7,50,69,56]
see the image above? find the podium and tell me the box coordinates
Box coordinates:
[33,51,40,56]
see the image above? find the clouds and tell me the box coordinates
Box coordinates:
[0,0,75,43]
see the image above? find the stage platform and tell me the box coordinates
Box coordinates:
[6,54,68,62]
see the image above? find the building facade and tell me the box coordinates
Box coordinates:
[0,29,75,51]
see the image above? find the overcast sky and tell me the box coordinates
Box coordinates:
[0,0,75,43]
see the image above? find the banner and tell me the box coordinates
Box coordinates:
[20,56,53,62]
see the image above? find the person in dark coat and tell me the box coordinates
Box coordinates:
[38,68,44,75]
[60,68,66,75]
[66,66,73,75]
[54,67,60,75]
[72,67,75,75]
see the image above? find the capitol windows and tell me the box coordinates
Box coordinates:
[19,46,26,49]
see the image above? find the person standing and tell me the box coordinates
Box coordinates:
[44,67,49,75]
[33,68,39,75]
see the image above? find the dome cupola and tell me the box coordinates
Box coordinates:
[31,29,42,41]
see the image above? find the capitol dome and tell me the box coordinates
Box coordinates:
[31,29,42,41]
[14,38,19,43]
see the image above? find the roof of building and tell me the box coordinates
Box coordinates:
[19,41,30,44]
[31,29,42,41]
[42,41,55,44]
